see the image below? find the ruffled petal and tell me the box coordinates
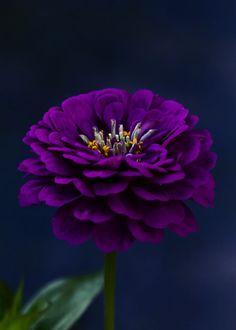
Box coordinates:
[128,221,163,243]
[93,180,129,196]
[93,220,134,252]
[53,206,93,245]
[108,192,144,220]
[143,201,185,228]
[73,197,114,223]
[39,185,79,207]
[19,179,46,207]
[192,174,215,207]
[18,158,50,176]
[169,205,198,236]
[62,94,96,139]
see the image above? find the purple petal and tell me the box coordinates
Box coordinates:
[153,171,185,185]
[128,221,163,243]
[185,114,199,128]
[131,89,154,110]
[19,179,46,207]
[93,220,134,252]
[83,169,116,178]
[127,90,154,127]
[73,198,113,223]
[39,149,76,176]
[62,94,96,139]
[96,156,123,169]
[194,151,217,171]
[94,89,128,124]
[143,202,185,228]
[184,165,209,187]
[132,184,169,201]
[53,206,93,245]
[55,177,94,197]
[164,181,194,200]
[39,185,79,207]
[159,100,189,120]
[119,170,142,177]
[125,157,153,177]
[103,101,125,127]
[108,192,144,220]
[48,108,78,139]
[34,128,50,143]
[168,135,201,165]
[48,132,64,146]
[63,154,90,165]
[18,158,50,176]
[93,180,128,196]
[192,174,215,207]
[169,205,198,236]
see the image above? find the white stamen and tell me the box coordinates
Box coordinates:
[106,138,112,148]
[79,134,90,144]
[131,122,141,140]
[119,124,124,138]
[140,129,156,141]
[111,119,116,138]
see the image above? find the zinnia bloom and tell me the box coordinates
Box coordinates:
[19,89,217,252]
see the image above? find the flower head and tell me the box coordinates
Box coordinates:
[19,89,217,252]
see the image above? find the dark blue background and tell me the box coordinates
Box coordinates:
[0,0,235,329]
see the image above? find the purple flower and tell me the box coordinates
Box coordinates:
[19,89,217,252]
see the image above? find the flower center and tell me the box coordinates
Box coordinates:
[80,119,155,157]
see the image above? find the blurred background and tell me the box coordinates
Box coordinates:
[0,0,235,329]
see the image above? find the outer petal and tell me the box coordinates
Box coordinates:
[18,158,50,176]
[19,179,46,207]
[47,109,78,139]
[143,201,185,228]
[169,205,198,236]
[168,135,201,165]
[127,221,163,243]
[93,220,134,252]
[73,197,114,223]
[108,192,144,220]
[192,174,215,207]
[39,185,79,207]
[53,206,93,245]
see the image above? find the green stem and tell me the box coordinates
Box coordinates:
[104,252,117,330]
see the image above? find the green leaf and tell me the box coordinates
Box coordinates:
[0,281,45,330]
[10,282,24,318]
[24,271,104,330]
[0,311,40,330]
[0,281,14,321]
